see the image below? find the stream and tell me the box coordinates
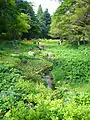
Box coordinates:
[43,75,53,89]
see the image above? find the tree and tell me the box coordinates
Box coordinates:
[37,4,43,21]
[37,5,51,38]
[0,0,30,40]
[0,0,15,40]
[70,0,90,44]
[43,9,51,38]
[49,0,76,38]
[49,0,90,45]
[15,0,41,39]
[8,12,30,40]
[37,5,46,38]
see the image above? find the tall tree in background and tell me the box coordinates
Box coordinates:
[43,9,51,38]
[37,5,51,38]
[37,5,43,21]
[37,4,45,38]
[49,0,76,39]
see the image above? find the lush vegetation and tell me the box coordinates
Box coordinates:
[49,0,90,45]
[0,0,90,43]
[0,0,51,40]
[0,40,90,119]
[0,0,90,119]
[37,5,51,38]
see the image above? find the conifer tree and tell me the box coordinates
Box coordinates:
[43,9,51,38]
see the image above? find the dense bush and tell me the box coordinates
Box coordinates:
[0,63,22,119]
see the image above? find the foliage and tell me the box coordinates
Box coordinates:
[37,5,51,38]
[9,12,30,39]
[37,5,46,38]
[50,45,90,86]
[0,0,30,40]
[49,0,90,44]
[0,40,90,119]
[15,0,41,39]
[43,9,51,38]
[0,0,52,40]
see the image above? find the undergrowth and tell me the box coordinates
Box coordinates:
[0,40,90,119]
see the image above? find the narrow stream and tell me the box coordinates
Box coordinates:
[43,75,53,88]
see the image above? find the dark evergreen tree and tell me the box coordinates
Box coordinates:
[37,4,46,38]
[37,5,43,21]
[43,9,51,38]
[37,5,51,38]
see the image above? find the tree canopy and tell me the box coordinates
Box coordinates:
[49,0,90,44]
[37,5,51,38]
[0,0,90,43]
[15,0,41,39]
[0,0,30,40]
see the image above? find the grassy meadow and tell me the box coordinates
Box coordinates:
[0,39,90,120]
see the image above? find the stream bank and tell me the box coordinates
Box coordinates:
[40,65,55,89]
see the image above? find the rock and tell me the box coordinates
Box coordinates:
[11,54,19,57]
[37,41,45,50]
[44,52,55,58]
[37,46,44,50]
[58,41,62,45]
[23,38,27,40]
[63,98,72,103]
[21,58,28,64]
[28,51,35,56]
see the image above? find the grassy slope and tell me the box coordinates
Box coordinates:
[0,40,90,119]
[0,40,90,91]
[37,40,90,91]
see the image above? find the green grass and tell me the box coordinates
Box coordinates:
[1,40,90,89]
[0,40,90,120]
